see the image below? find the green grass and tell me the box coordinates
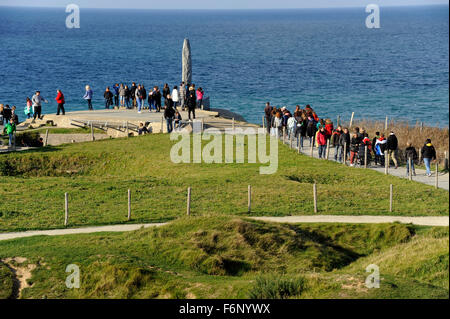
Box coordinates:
[0,134,448,232]
[0,216,447,299]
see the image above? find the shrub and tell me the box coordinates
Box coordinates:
[248,274,306,299]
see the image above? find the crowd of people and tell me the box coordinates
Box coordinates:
[264,102,438,177]
[0,82,206,135]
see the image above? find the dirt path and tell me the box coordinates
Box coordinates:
[0,216,448,242]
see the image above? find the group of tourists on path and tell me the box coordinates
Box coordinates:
[264,102,438,177]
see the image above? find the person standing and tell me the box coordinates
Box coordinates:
[172,86,179,110]
[55,89,65,115]
[124,85,131,109]
[421,139,436,177]
[141,85,147,109]
[24,98,33,119]
[148,89,154,112]
[386,131,399,169]
[154,87,162,112]
[112,83,120,107]
[119,84,126,107]
[187,86,196,120]
[372,131,381,165]
[405,142,418,177]
[332,126,343,161]
[264,102,272,134]
[3,118,16,147]
[179,82,186,111]
[10,106,19,125]
[349,132,359,166]
[338,127,350,163]
[196,87,204,109]
[135,84,143,113]
[375,134,387,166]
[130,82,137,108]
[83,85,93,110]
[32,91,48,121]
[317,126,327,159]
[163,84,170,106]
[164,97,175,133]
[104,87,113,109]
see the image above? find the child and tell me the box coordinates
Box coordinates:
[25,97,33,119]
[3,118,16,146]
[174,111,182,129]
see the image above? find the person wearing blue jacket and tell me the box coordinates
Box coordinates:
[83,85,93,110]
[112,83,120,107]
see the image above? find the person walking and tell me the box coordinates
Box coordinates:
[55,89,65,115]
[179,82,186,111]
[24,97,33,119]
[405,142,417,177]
[164,97,175,133]
[264,102,272,134]
[187,86,196,120]
[104,87,113,109]
[375,134,387,166]
[172,86,179,110]
[421,139,436,177]
[83,85,93,110]
[3,118,16,147]
[317,126,327,159]
[386,131,399,169]
[31,91,48,121]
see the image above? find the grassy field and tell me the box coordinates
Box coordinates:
[0,133,448,232]
[0,216,448,299]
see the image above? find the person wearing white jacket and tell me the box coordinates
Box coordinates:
[172,86,179,109]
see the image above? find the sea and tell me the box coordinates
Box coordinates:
[0,5,448,126]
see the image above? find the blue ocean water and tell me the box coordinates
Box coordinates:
[0,5,448,126]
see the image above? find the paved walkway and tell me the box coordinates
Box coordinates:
[281,135,449,190]
[1,215,448,242]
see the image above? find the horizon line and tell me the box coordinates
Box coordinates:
[0,3,448,10]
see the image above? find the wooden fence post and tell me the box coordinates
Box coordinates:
[384,151,389,175]
[364,145,368,168]
[349,112,355,128]
[297,136,301,153]
[389,184,393,212]
[187,187,191,216]
[326,139,330,160]
[44,129,49,146]
[90,123,94,141]
[64,192,69,226]
[248,185,251,213]
[313,183,317,213]
[385,116,388,131]
[289,132,293,148]
[408,157,412,181]
[435,163,439,189]
[127,189,131,221]
[283,127,286,143]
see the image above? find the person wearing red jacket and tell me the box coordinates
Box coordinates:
[55,89,65,115]
[317,126,328,159]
